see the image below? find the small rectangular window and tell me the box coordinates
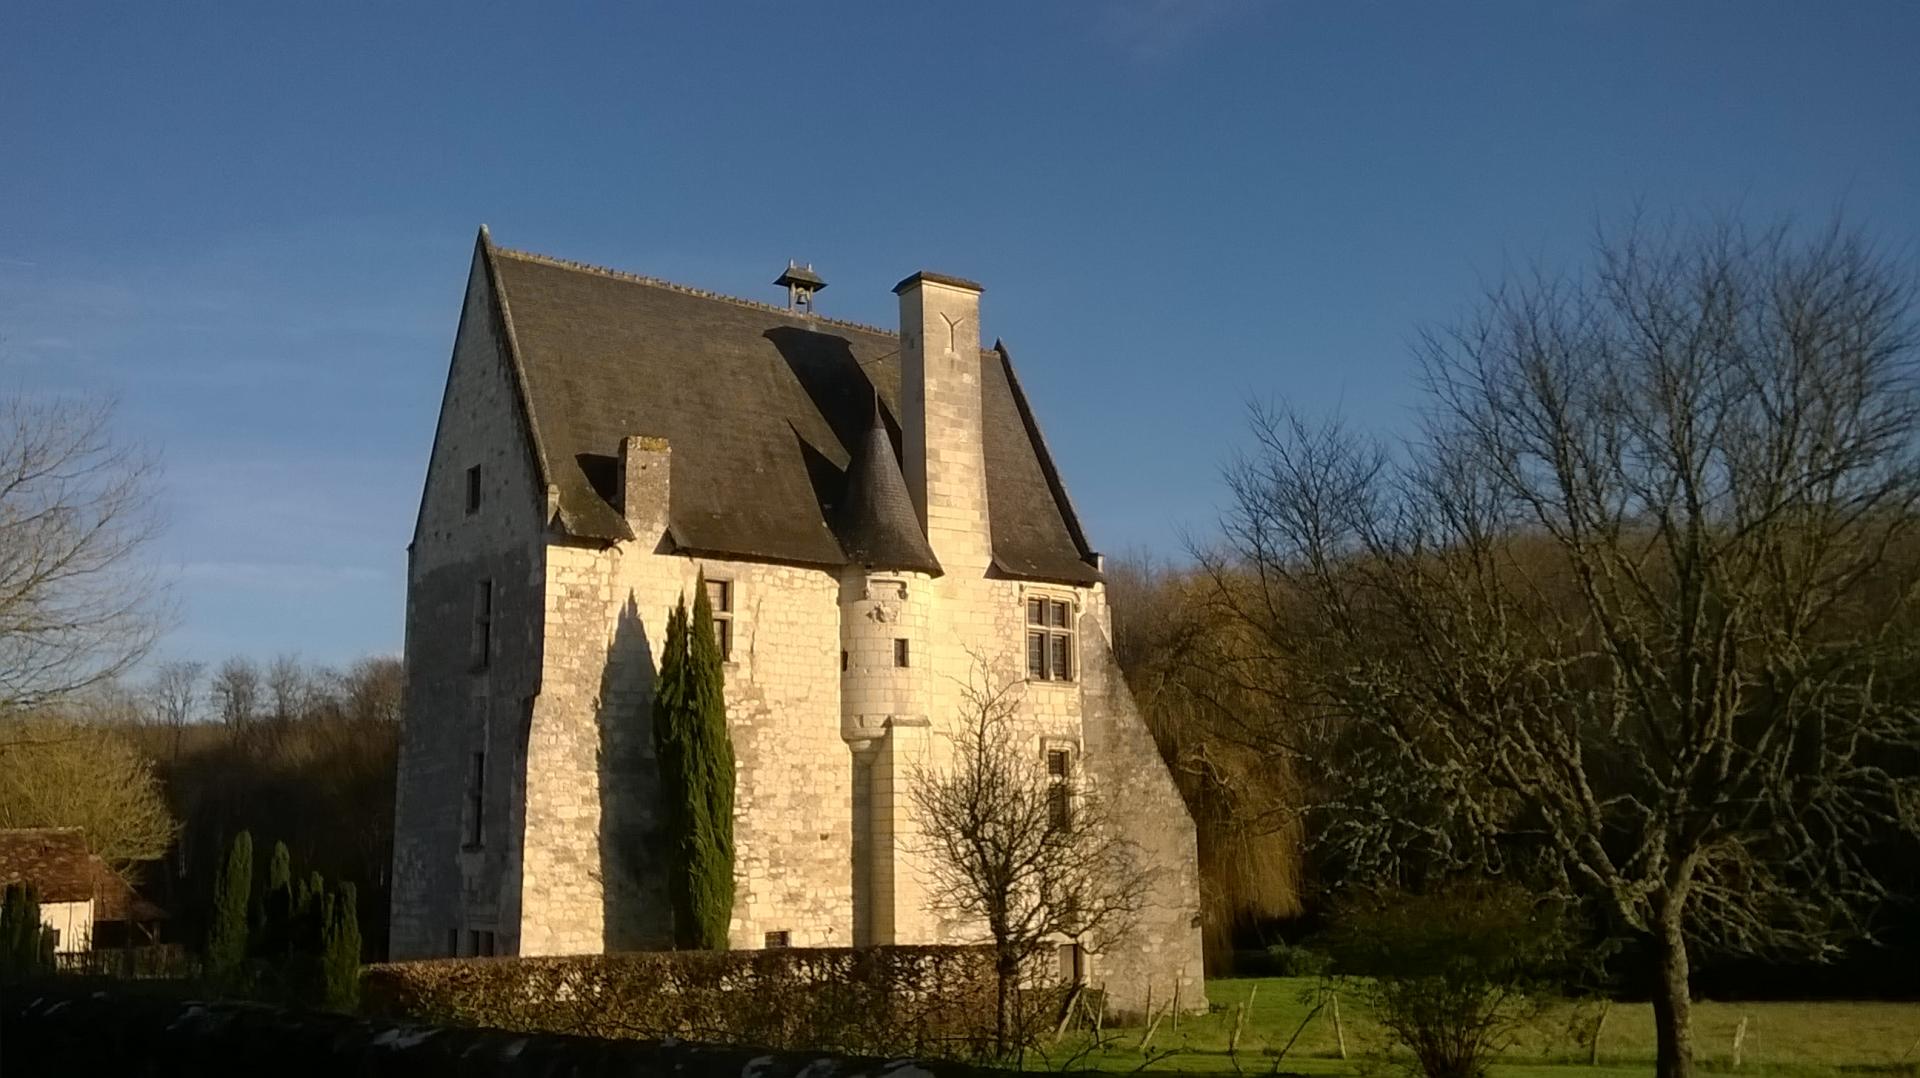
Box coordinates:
[840,650,848,671]
[705,578,734,661]
[465,751,486,847]
[1046,746,1074,830]
[765,930,791,948]
[1059,943,1085,985]
[894,638,910,668]
[1051,634,1072,681]
[1027,598,1046,626]
[1048,783,1073,830]
[1027,631,1048,679]
[465,465,482,515]
[468,929,496,957]
[472,580,493,669]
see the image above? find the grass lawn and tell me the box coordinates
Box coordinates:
[1020,978,1920,1077]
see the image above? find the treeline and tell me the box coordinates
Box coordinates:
[122,654,400,962]
[0,654,402,962]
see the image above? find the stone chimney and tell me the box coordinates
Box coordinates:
[619,435,671,543]
[894,271,990,575]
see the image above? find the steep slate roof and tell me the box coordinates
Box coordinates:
[837,403,942,574]
[483,233,1100,585]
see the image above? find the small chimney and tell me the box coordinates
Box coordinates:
[775,261,827,313]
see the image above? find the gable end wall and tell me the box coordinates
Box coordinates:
[392,247,547,960]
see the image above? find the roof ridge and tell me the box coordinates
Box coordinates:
[491,246,903,341]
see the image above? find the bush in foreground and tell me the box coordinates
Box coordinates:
[1323,883,1575,1078]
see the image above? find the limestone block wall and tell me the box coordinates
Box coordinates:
[1078,583,1207,1012]
[875,565,1203,1012]
[521,545,852,955]
[393,244,548,961]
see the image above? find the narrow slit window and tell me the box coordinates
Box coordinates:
[465,464,482,515]
[465,751,486,847]
[472,580,493,669]
[894,638,910,668]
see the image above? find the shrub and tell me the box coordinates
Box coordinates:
[1322,882,1573,1078]
[1263,940,1329,978]
[363,945,1065,1059]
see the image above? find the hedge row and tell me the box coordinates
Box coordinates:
[362,945,1064,1058]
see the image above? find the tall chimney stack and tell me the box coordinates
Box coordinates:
[894,271,990,575]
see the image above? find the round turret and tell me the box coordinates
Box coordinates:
[838,569,931,743]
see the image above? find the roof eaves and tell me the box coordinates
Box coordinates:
[990,554,1102,587]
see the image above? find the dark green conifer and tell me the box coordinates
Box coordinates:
[260,840,293,958]
[651,578,736,949]
[208,831,253,983]
[322,882,362,1010]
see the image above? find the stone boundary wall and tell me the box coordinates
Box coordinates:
[0,986,1014,1078]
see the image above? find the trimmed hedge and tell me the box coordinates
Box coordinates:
[5,985,1009,1078]
[363,945,1064,1058]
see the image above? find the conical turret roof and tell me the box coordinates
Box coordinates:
[836,403,942,575]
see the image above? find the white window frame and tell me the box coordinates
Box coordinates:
[1023,591,1077,682]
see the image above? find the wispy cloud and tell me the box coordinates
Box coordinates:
[1095,0,1252,65]
[171,560,388,593]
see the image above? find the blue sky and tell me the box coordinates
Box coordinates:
[4,3,1917,667]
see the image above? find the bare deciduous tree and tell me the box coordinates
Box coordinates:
[1105,552,1305,957]
[910,667,1148,1055]
[211,656,261,730]
[0,718,175,874]
[1201,217,1920,1078]
[265,652,307,724]
[338,655,403,725]
[0,396,164,718]
[147,660,204,757]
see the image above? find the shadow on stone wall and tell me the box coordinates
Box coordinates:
[598,594,671,950]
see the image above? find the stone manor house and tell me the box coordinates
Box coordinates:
[391,228,1204,1008]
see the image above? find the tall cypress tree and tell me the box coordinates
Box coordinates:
[653,595,693,945]
[687,576,736,948]
[651,578,736,949]
[261,840,293,958]
[208,831,253,982]
[322,881,362,1010]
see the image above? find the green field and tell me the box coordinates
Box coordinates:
[1023,978,1920,1077]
